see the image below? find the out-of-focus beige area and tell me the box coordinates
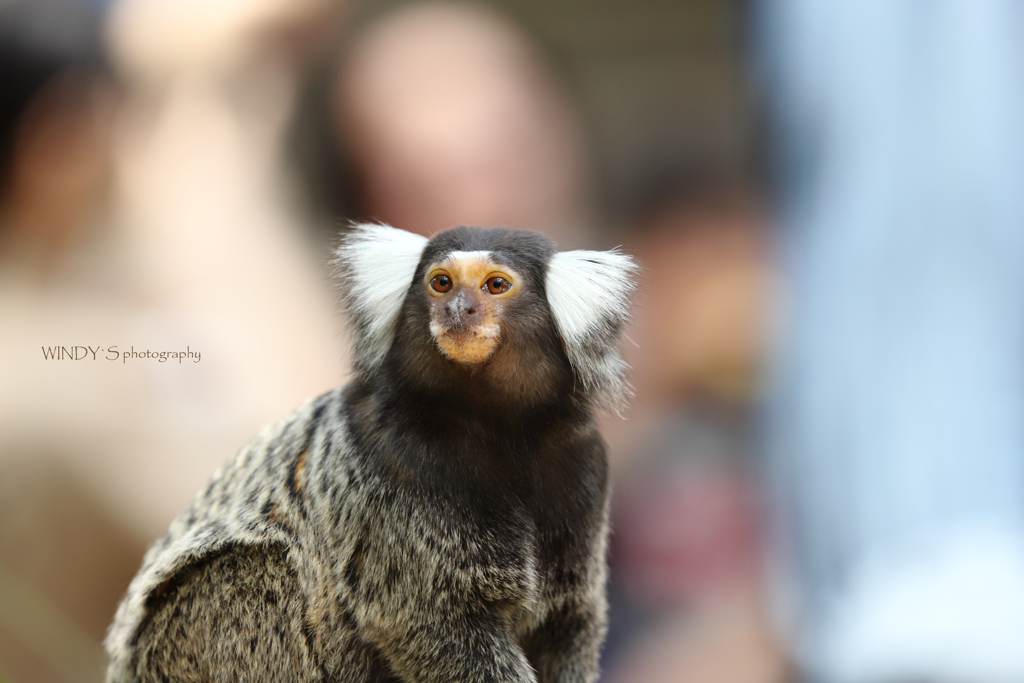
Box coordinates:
[337,2,590,246]
[0,0,780,681]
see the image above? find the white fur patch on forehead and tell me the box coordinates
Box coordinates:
[334,223,428,370]
[437,250,492,266]
[546,249,639,409]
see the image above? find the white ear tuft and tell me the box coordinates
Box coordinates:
[546,248,639,409]
[334,222,428,370]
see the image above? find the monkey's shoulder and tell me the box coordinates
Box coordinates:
[105,389,357,677]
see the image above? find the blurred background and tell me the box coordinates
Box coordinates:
[4,0,1022,682]
[0,1,774,680]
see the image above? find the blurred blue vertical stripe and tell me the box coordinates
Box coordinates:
[761,2,1024,681]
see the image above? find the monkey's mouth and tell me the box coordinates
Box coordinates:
[431,321,501,365]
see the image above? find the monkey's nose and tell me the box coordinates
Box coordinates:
[443,294,482,328]
[444,300,462,319]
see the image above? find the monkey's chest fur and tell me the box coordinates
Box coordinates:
[105,385,610,682]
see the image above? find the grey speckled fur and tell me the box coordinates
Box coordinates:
[106,225,631,682]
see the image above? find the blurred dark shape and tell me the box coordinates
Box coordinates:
[614,419,757,607]
[601,176,785,683]
[0,0,111,274]
[333,1,592,246]
[627,177,770,407]
[0,0,103,171]
[0,3,130,681]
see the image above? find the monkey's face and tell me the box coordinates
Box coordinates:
[336,223,637,409]
[423,251,522,365]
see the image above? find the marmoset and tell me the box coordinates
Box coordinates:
[105,224,638,683]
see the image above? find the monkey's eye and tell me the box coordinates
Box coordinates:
[485,277,512,295]
[430,274,452,293]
